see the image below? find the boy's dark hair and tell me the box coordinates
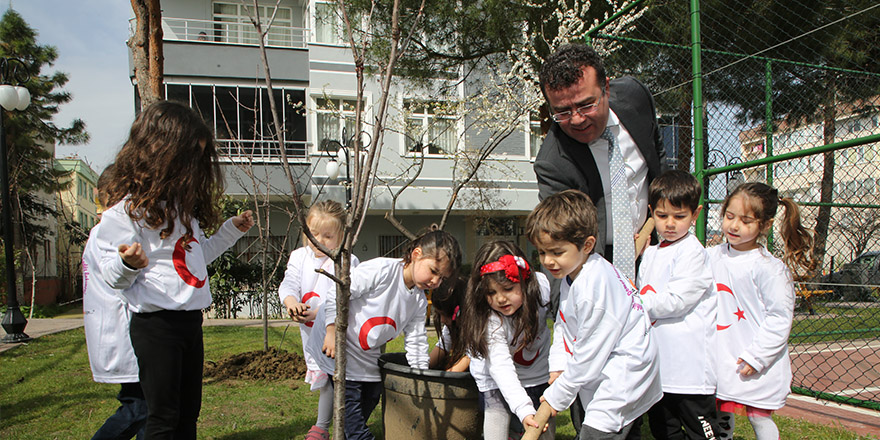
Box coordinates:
[525,189,597,251]
[539,43,606,100]
[648,170,701,212]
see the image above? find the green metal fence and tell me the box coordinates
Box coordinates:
[591,0,880,410]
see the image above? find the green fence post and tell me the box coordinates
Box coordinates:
[765,59,775,251]
[691,0,706,243]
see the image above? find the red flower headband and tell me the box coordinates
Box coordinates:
[479,255,530,283]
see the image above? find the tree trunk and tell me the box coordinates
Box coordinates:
[128,0,164,108]
[811,78,837,278]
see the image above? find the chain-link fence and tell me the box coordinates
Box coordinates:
[593,0,880,410]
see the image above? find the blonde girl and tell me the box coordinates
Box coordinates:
[278,200,358,440]
[709,182,815,440]
[460,241,554,440]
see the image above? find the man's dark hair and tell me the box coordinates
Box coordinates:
[648,170,702,212]
[539,43,606,99]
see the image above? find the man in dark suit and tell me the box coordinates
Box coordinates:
[534,43,666,262]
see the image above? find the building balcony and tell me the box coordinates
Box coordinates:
[130,16,309,49]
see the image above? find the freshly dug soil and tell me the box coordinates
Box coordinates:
[204,347,307,381]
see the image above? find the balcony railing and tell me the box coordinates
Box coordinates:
[130,17,308,49]
[217,140,309,163]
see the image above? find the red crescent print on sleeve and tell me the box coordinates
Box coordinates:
[514,346,540,366]
[358,316,398,350]
[173,237,206,288]
[302,291,320,327]
[639,284,657,326]
[716,283,746,330]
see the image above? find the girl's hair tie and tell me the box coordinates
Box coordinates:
[452,305,460,321]
[480,254,530,283]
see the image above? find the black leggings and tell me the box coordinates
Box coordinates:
[130,310,203,440]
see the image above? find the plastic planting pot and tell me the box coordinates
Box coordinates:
[378,352,482,439]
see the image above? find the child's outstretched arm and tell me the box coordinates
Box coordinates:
[232,210,255,232]
[202,210,254,264]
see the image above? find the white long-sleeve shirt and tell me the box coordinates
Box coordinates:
[277,246,359,371]
[96,200,245,313]
[544,253,662,434]
[83,222,138,383]
[310,258,429,382]
[469,272,552,423]
[708,244,794,410]
[636,233,717,394]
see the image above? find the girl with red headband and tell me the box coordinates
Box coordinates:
[460,241,555,440]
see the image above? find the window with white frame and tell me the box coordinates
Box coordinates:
[404,100,457,155]
[315,97,357,151]
[314,1,343,44]
[213,2,293,46]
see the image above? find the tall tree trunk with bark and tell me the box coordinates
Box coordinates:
[129,0,164,108]
[812,75,837,277]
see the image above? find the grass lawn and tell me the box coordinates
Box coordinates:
[1,324,875,439]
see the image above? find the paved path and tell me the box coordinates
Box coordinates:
[3,316,879,437]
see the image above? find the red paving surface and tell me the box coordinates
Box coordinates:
[778,394,880,438]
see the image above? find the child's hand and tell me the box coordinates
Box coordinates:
[736,358,757,377]
[548,370,562,385]
[118,243,148,269]
[233,210,255,232]
[522,414,543,431]
[322,324,336,358]
[282,297,311,322]
[538,397,559,417]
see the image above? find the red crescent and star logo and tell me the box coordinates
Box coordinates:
[173,237,206,288]
[358,316,397,350]
[639,284,658,326]
[716,283,746,331]
[301,292,320,327]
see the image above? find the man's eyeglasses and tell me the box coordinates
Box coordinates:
[550,93,604,123]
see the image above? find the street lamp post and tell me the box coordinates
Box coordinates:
[323,130,357,207]
[0,57,32,343]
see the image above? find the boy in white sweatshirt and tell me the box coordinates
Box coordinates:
[525,189,662,440]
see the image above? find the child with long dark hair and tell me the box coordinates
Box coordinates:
[308,228,461,440]
[710,182,815,440]
[460,241,554,440]
[96,101,254,438]
[428,276,469,372]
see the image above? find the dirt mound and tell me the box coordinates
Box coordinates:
[204,347,307,381]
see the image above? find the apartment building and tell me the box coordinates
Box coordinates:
[134,0,545,266]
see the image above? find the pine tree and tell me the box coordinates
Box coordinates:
[0,9,88,285]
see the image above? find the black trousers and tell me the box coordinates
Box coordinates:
[571,396,642,440]
[647,393,720,440]
[130,310,203,440]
